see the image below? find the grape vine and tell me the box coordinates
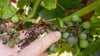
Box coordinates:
[0,0,100,56]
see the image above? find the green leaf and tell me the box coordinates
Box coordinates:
[0,6,3,17]
[2,6,16,19]
[17,0,26,9]
[0,0,10,7]
[23,18,35,28]
[90,15,100,23]
[17,0,35,9]
[82,41,100,56]
[58,0,80,9]
[39,7,63,20]
[42,0,57,10]
[11,15,19,23]
[95,8,100,16]
[57,43,74,55]
[74,49,82,56]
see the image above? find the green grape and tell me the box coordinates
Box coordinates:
[11,16,19,23]
[82,21,91,29]
[53,47,58,52]
[15,38,20,44]
[8,41,14,48]
[46,49,52,55]
[69,33,73,37]
[87,37,93,43]
[13,31,20,37]
[0,25,5,33]
[67,37,77,44]
[1,25,5,30]
[62,28,67,33]
[49,44,56,52]
[7,28,12,35]
[63,32,69,39]
[68,22,73,27]
[79,40,89,48]
[22,40,26,43]
[45,28,52,33]
[79,33,87,40]
[71,14,80,22]
[2,37,7,44]
[88,53,94,56]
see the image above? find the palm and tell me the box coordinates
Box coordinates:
[0,23,61,56]
[0,31,26,56]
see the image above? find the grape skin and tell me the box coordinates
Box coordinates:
[79,33,87,40]
[63,32,69,39]
[67,37,77,44]
[15,38,20,44]
[82,22,91,29]
[8,41,14,48]
[79,40,89,48]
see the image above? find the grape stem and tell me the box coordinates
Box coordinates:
[41,19,56,22]
[62,40,77,53]
[9,19,24,40]
[57,3,66,10]
[67,42,77,53]
[28,0,41,18]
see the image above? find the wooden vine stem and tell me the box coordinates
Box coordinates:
[29,0,41,18]
[65,0,100,21]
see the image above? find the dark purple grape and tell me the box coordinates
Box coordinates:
[2,37,7,44]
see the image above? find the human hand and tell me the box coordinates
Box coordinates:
[0,22,61,56]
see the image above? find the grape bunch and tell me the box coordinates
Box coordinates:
[0,14,98,55]
[45,14,94,55]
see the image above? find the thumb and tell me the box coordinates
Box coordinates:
[18,31,61,56]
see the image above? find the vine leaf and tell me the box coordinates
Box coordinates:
[82,41,100,56]
[57,43,74,56]
[95,8,100,16]
[0,0,10,7]
[74,49,82,56]
[90,15,100,23]
[1,6,16,19]
[58,0,80,9]
[23,18,35,28]
[39,7,63,20]
[90,8,100,23]
[17,0,35,9]
[41,0,57,10]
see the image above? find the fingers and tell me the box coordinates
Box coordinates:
[18,31,61,56]
[40,52,48,56]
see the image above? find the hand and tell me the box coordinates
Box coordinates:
[0,22,61,56]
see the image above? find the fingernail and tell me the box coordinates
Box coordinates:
[54,31,61,37]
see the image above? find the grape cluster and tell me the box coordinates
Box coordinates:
[0,24,21,48]
[46,14,93,54]
[0,14,97,55]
